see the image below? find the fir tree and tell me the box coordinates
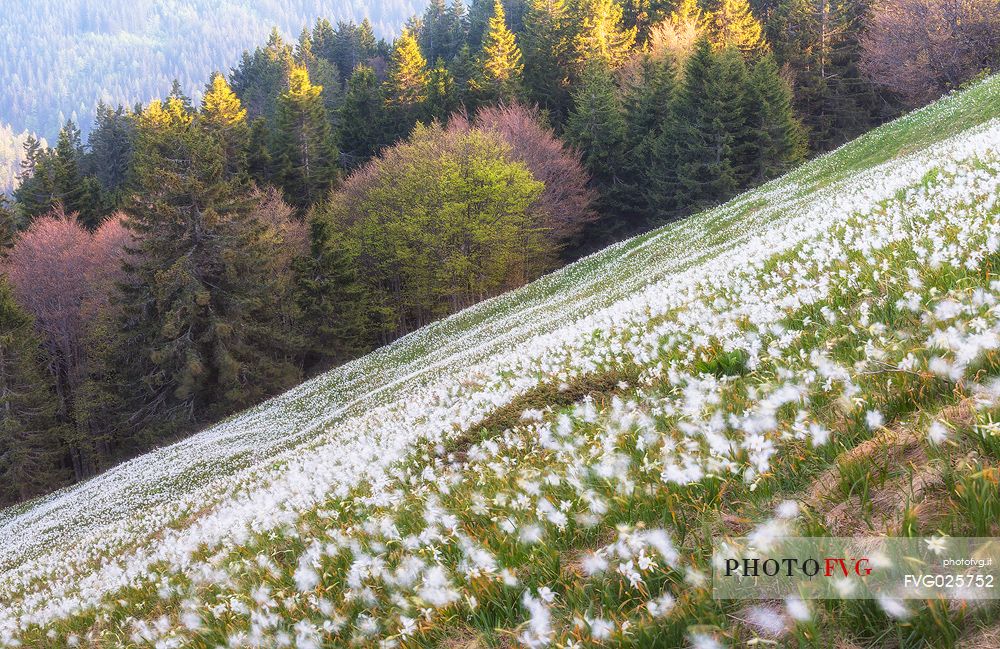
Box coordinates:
[0,195,20,250]
[662,39,745,212]
[339,65,388,168]
[450,44,485,109]
[0,276,67,506]
[385,29,430,138]
[565,63,627,186]
[201,72,249,180]
[88,103,136,211]
[708,0,764,55]
[468,0,495,48]
[13,136,54,221]
[522,0,571,117]
[745,52,806,182]
[420,0,454,63]
[623,53,677,219]
[768,0,880,150]
[570,0,637,69]
[168,79,194,111]
[564,63,631,236]
[247,117,273,185]
[52,121,92,225]
[448,0,470,57]
[272,65,340,210]
[117,97,301,439]
[480,0,525,102]
[292,214,371,371]
[426,59,460,120]
[230,29,293,122]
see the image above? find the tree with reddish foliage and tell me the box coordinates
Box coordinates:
[860,0,1000,107]
[4,207,132,476]
[452,103,598,254]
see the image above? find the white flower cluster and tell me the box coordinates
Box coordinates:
[1,80,999,647]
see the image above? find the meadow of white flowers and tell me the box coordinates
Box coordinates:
[1,77,999,648]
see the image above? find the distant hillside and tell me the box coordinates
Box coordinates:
[1,75,998,648]
[0,0,425,190]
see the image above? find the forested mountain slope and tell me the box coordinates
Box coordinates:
[0,0,422,191]
[1,75,999,647]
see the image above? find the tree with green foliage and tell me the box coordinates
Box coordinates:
[570,0,637,69]
[330,123,546,337]
[565,62,642,241]
[247,117,273,185]
[449,43,485,108]
[13,136,55,221]
[0,276,67,506]
[0,195,19,250]
[650,40,747,215]
[426,59,460,120]
[88,103,136,213]
[565,64,627,185]
[622,53,677,220]
[420,0,462,63]
[292,214,371,371]
[385,29,430,139]
[52,121,89,223]
[468,0,496,48]
[480,0,525,102]
[201,72,249,180]
[230,28,293,122]
[115,97,301,441]
[768,0,881,150]
[708,0,764,55]
[522,0,572,117]
[339,65,389,169]
[745,53,806,182]
[271,65,340,210]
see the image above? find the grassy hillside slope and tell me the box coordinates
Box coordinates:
[1,76,1000,648]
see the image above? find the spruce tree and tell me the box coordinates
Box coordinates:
[247,117,273,185]
[52,121,91,224]
[746,52,806,182]
[201,72,249,180]
[0,195,21,250]
[565,63,627,186]
[339,65,388,168]
[88,103,136,211]
[623,53,677,219]
[480,0,525,102]
[522,0,571,118]
[117,97,301,439]
[768,0,879,150]
[272,65,340,210]
[468,0,495,48]
[447,0,470,57]
[426,59,460,121]
[292,213,371,371]
[230,29,293,122]
[708,0,764,55]
[570,0,637,69]
[450,44,484,108]
[564,63,630,236]
[385,29,430,139]
[0,276,66,506]
[13,136,55,221]
[420,0,454,63]
[668,39,745,211]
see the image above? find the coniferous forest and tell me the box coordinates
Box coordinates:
[1,0,998,506]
